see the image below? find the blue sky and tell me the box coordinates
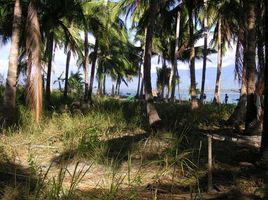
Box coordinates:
[0,0,239,90]
[0,34,238,86]
[0,12,239,91]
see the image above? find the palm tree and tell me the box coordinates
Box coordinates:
[200,0,208,104]
[25,0,42,122]
[95,21,140,97]
[156,66,171,98]
[83,32,90,102]
[209,0,239,104]
[3,0,22,123]
[188,0,198,109]
[40,0,84,105]
[213,17,222,104]
[116,0,148,99]
[244,0,257,134]
[170,8,181,102]
[135,30,147,98]
[83,1,110,103]
[227,0,247,125]
[143,0,161,125]
[63,46,72,101]
[260,1,267,195]
[88,37,99,103]
[260,0,267,157]
[62,23,81,102]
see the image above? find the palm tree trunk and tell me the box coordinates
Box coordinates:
[139,78,144,98]
[116,76,121,95]
[227,0,247,125]
[84,32,90,102]
[143,0,161,125]
[3,0,22,123]
[139,28,147,99]
[256,0,265,83]
[260,0,268,194]
[161,58,166,98]
[227,66,247,125]
[170,10,181,102]
[213,18,222,104]
[136,61,142,97]
[88,37,99,103]
[177,70,181,101]
[63,49,71,101]
[260,13,268,155]
[244,0,257,134]
[115,78,118,96]
[103,71,106,96]
[45,33,53,105]
[112,79,116,96]
[97,75,103,96]
[188,1,198,109]
[25,0,42,122]
[200,0,208,104]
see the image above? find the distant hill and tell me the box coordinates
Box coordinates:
[117,65,240,94]
[50,65,240,95]
[176,65,240,90]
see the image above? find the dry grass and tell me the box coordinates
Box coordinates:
[0,99,265,199]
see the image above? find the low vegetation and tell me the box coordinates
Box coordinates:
[0,95,265,199]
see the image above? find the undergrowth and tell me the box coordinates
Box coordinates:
[0,96,237,199]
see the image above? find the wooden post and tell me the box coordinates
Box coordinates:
[208,135,213,193]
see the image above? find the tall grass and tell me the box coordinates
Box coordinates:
[0,95,236,199]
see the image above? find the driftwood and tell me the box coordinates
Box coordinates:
[201,132,261,147]
[28,144,59,149]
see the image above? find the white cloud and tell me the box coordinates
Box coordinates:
[0,35,237,85]
[0,59,8,77]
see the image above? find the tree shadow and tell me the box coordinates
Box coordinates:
[0,160,43,199]
[50,132,150,168]
[185,125,265,199]
[0,106,21,129]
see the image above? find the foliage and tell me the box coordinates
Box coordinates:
[67,71,84,99]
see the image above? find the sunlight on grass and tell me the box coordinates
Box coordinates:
[3,98,261,200]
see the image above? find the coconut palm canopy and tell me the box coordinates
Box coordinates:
[0,0,265,126]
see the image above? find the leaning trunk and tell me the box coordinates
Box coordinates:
[3,0,22,123]
[170,10,181,102]
[244,0,257,134]
[200,0,208,104]
[25,0,42,122]
[143,0,161,125]
[213,18,223,104]
[188,1,198,109]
